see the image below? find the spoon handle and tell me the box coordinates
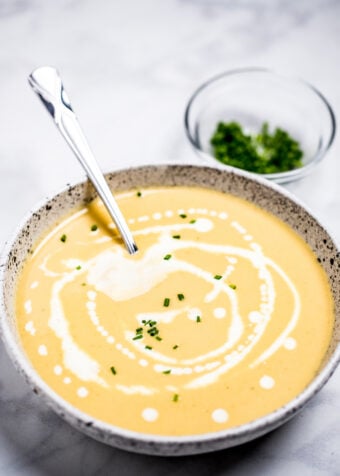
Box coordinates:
[28,66,138,255]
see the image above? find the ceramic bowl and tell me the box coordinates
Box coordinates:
[1,165,340,456]
[184,68,336,183]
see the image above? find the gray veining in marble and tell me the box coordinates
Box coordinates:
[0,0,340,474]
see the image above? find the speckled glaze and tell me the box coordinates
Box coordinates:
[1,165,340,456]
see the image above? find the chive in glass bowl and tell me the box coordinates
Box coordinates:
[184,68,336,184]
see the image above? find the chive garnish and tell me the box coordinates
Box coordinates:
[156,336,162,341]
[163,369,171,374]
[214,275,223,280]
[179,214,187,219]
[163,298,170,307]
[76,265,81,270]
[147,328,159,336]
[145,345,152,350]
[173,345,179,350]
[163,254,172,260]
[173,394,179,402]
[60,234,67,243]
[229,284,237,290]
[142,319,162,341]
[172,235,181,239]
[177,293,185,301]
[196,315,201,323]
[81,282,86,286]
[189,219,196,224]
[132,334,143,340]
[91,224,98,231]
[110,366,117,375]
[210,121,303,174]
[136,191,142,197]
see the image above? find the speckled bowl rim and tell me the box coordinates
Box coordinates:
[1,164,340,456]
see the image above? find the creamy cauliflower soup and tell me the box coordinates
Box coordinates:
[16,187,334,435]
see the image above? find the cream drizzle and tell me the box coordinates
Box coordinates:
[32,208,87,257]
[116,384,157,396]
[49,270,107,387]
[24,300,32,315]
[39,207,301,393]
[25,320,36,336]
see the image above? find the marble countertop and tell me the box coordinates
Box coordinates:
[1,0,340,474]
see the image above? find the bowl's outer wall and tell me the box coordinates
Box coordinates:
[1,165,340,456]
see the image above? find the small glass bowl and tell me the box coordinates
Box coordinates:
[184,68,336,184]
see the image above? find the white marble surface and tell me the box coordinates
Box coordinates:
[0,0,340,474]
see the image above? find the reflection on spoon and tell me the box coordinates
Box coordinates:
[28,65,138,255]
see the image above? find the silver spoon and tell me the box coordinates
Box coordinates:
[28,66,138,255]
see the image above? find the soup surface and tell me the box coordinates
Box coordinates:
[16,187,334,435]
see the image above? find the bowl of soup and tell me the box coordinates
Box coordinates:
[0,164,339,456]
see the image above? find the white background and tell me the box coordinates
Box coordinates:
[0,1,339,474]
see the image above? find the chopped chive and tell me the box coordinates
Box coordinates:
[142,318,162,341]
[76,265,81,270]
[163,298,170,307]
[210,121,303,174]
[163,254,172,260]
[145,345,153,350]
[229,284,237,290]
[163,369,171,374]
[196,315,201,323]
[172,235,181,239]
[189,219,196,224]
[173,345,179,350]
[177,293,185,301]
[81,282,86,286]
[136,191,142,197]
[60,234,67,243]
[173,393,179,402]
[91,224,98,231]
[132,334,143,340]
[214,275,223,280]
[156,336,162,341]
[110,366,117,375]
[179,214,187,219]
